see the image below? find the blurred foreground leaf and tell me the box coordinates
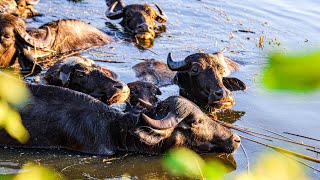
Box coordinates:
[262,51,320,91]
[163,147,226,179]
[0,72,29,107]
[14,163,62,180]
[236,152,308,180]
[0,72,29,143]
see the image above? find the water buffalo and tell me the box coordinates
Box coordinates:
[0,13,112,74]
[133,52,247,112]
[105,0,167,42]
[127,81,161,111]
[0,0,40,18]
[0,84,241,155]
[43,57,130,105]
[168,52,247,112]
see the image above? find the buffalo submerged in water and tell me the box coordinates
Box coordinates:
[133,52,247,112]
[0,84,241,155]
[105,0,167,46]
[42,57,130,105]
[0,13,112,74]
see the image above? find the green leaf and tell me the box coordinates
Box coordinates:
[0,72,30,107]
[203,161,226,180]
[262,50,320,92]
[163,147,205,178]
[14,163,63,180]
[0,100,29,143]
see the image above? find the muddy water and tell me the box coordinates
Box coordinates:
[1,0,320,179]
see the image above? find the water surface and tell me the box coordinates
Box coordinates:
[1,0,320,179]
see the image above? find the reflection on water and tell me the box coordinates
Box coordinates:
[1,0,320,179]
[216,110,246,124]
[0,147,236,179]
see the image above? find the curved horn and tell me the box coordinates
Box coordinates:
[167,52,190,71]
[142,112,183,129]
[138,98,153,109]
[105,1,124,20]
[155,4,168,23]
[16,26,51,49]
[26,0,40,5]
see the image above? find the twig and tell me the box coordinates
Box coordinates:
[217,122,273,141]
[233,30,256,34]
[248,123,297,142]
[240,135,320,163]
[219,121,320,150]
[306,148,320,154]
[240,144,250,174]
[279,152,320,172]
[93,59,126,63]
[239,130,273,142]
[193,156,205,180]
[60,163,83,173]
[284,132,320,142]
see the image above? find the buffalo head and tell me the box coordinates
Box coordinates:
[15,0,41,18]
[105,1,167,41]
[131,96,241,154]
[44,57,130,105]
[127,81,161,110]
[167,52,247,112]
[0,13,50,71]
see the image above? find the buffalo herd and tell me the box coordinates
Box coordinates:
[0,0,247,156]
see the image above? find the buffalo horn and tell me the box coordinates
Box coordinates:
[16,26,51,49]
[167,52,190,71]
[105,1,124,20]
[155,4,168,23]
[138,98,153,109]
[142,112,183,129]
[26,0,40,5]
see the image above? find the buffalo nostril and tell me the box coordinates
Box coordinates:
[233,134,241,143]
[214,89,224,98]
[114,83,124,89]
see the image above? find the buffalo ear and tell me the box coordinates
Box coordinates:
[156,86,162,95]
[223,77,247,91]
[130,126,171,146]
[100,67,118,79]
[58,64,75,86]
[177,121,191,130]
[59,71,71,86]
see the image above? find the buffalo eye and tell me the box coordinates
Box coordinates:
[3,34,11,39]
[191,66,199,73]
[126,12,132,18]
[75,71,85,78]
[130,87,136,93]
